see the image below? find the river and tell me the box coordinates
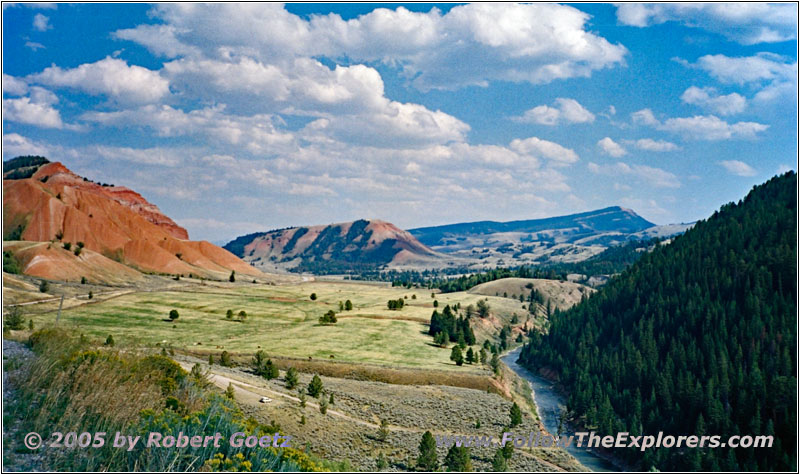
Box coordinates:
[502,347,618,472]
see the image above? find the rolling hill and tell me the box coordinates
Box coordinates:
[224,219,441,274]
[3,156,261,282]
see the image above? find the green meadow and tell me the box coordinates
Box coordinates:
[30,280,531,369]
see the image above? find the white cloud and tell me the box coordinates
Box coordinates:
[3,74,28,96]
[112,24,200,58]
[597,137,627,157]
[693,53,796,85]
[631,108,660,126]
[660,115,768,140]
[630,138,680,152]
[718,160,757,177]
[25,41,45,51]
[589,161,680,188]
[616,3,797,45]
[509,137,579,165]
[633,108,768,141]
[2,86,78,130]
[681,53,797,103]
[513,98,595,125]
[89,145,184,167]
[2,133,50,158]
[681,86,746,115]
[82,104,296,154]
[117,3,627,91]
[28,57,169,104]
[32,13,50,31]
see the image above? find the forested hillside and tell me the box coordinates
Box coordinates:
[519,172,797,471]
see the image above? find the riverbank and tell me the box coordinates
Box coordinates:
[502,347,621,472]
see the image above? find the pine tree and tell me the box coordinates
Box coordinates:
[285,367,299,389]
[491,449,507,471]
[510,402,522,427]
[444,445,472,471]
[450,346,464,366]
[466,347,475,364]
[417,431,439,471]
[225,382,235,399]
[307,374,323,397]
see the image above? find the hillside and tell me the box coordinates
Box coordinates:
[519,172,797,471]
[3,157,260,281]
[224,219,440,274]
[468,277,593,311]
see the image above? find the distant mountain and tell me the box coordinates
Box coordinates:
[3,157,260,282]
[224,219,440,274]
[409,206,656,248]
[520,172,797,471]
[402,206,684,268]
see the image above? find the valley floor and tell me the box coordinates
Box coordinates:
[3,273,587,471]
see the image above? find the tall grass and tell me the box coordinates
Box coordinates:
[6,327,322,471]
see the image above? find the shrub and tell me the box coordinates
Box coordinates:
[220,351,232,367]
[284,367,298,390]
[5,305,25,330]
[63,242,72,250]
[39,279,49,293]
[309,293,317,301]
[169,309,179,321]
[3,251,20,274]
[105,335,115,347]
[318,310,337,325]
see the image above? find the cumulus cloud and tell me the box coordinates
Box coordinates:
[718,160,757,177]
[660,115,768,140]
[588,161,680,188]
[513,98,595,125]
[633,108,768,141]
[680,53,797,103]
[631,108,660,126]
[681,86,746,115]
[597,137,627,157]
[32,13,51,31]
[82,104,295,154]
[616,3,797,45]
[29,57,170,104]
[3,74,28,96]
[116,3,627,91]
[509,137,579,165]
[2,86,79,130]
[2,133,51,158]
[629,138,680,152]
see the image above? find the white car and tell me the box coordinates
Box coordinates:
[259,396,272,403]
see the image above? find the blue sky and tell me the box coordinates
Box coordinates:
[3,3,797,242]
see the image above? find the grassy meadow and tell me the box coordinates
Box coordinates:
[26,280,534,370]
